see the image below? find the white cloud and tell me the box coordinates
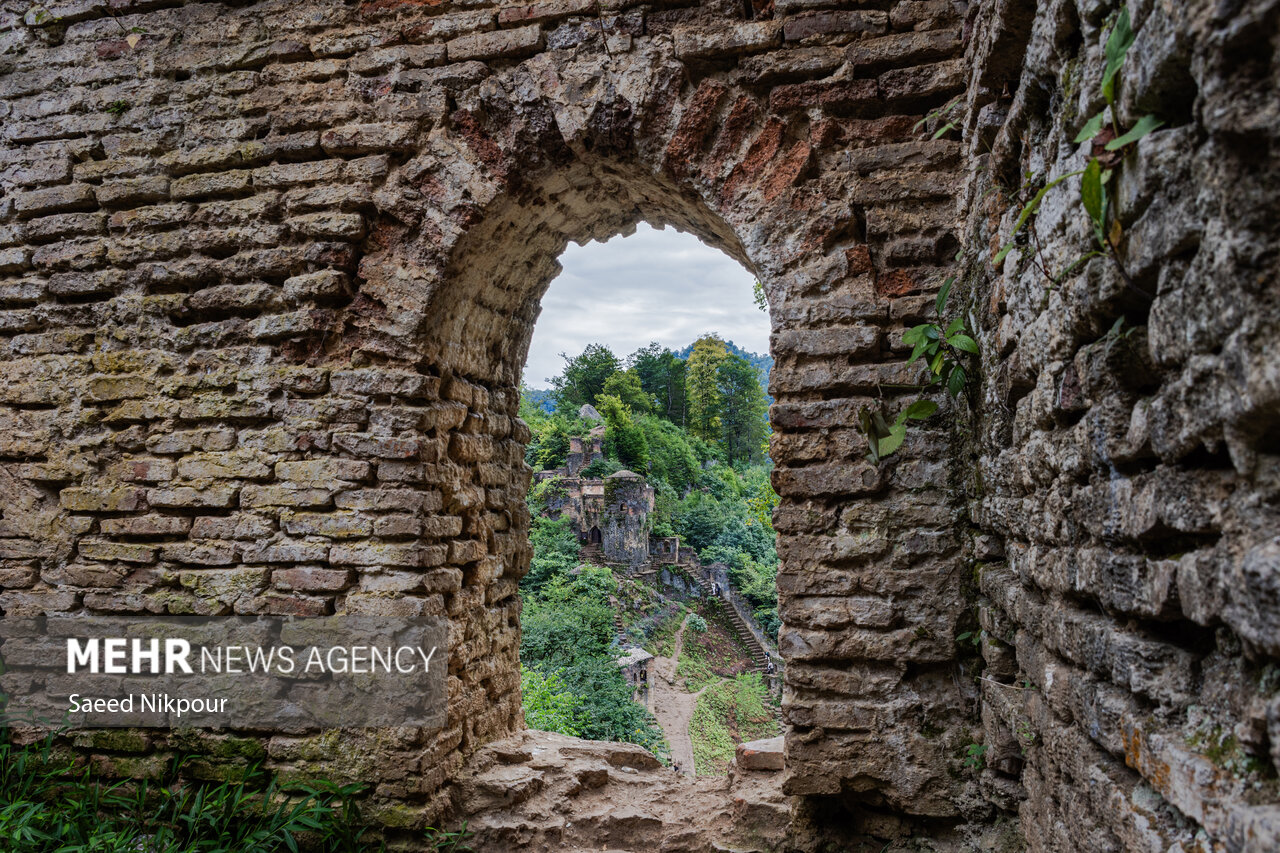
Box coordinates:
[524,223,768,388]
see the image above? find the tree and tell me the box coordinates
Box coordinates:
[717,354,768,464]
[637,416,699,493]
[685,335,727,443]
[600,369,653,414]
[521,667,582,735]
[629,343,687,424]
[597,394,649,472]
[551,344,620,413]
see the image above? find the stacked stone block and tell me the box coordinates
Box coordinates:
[957,0,1280,849]
[0,0,974,832]
[4,0,1275,847]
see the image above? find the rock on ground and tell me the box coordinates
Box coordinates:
[452,730,790,852]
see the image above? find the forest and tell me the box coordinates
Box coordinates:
[517,335,780,757]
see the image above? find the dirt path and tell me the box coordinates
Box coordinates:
[650,614,708,776]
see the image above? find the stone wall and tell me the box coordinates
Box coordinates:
[1,0,1276,846]
[0,0,973,833]
[957,0,1280,849]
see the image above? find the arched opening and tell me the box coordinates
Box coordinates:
[347,98,970,815]
[516,220,778,775]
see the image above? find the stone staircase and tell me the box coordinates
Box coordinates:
[720,603,770,673]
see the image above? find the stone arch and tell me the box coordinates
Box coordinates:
[0,0,974,832]
[321,42,972,816]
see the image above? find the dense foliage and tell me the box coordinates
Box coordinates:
[519,512,667,755]
[0,733,471,852]
[531,336,768,466]
[522,338,780,639]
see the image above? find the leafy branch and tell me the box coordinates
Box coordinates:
[857,277,975,465]
[902,276,978,397]
[994,6,1163,290]
[858,399,938,465]
[963,742,988,770]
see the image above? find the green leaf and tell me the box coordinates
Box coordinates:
[908,339,929,364]
[1054,251,1106,283]
[902,400,939,420]
[1104,114,1165,150]
[1081,158,1104,229]
[993,241,1016,266]
[929,350,946,376]
[876,423,907,458]
[932,121,957,139]
[945,317,965,336]
[1074,111,1107,144]
[924,325,939,341]
[902,324,930,346]
[1012,170,1084,234]
[935,276,954,315]
[947,365,967,397]
[948,334,979,354]
[1102,7,1135,104]
[993,169,1084,267]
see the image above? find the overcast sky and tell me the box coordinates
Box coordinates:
[523,223,769,388]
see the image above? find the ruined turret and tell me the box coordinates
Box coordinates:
[601,470,654,567]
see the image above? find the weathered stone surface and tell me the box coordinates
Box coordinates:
[457,730,789,852]
[735,735,785,771]
[0,1,1273,850]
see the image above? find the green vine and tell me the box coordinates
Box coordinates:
[857,276,974,465]
[994,5,1163,288]
[859,5,1159,466]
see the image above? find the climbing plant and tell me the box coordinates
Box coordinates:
[995,5,1163,283]
[857,276,975,465]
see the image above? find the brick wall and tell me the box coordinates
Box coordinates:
[0,0,972,832]
[959,0,1280,849]
[3,0,1275,846]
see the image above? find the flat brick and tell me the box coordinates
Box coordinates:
[272,567,351,592]
[171,170,252,200]
[280,511,372,538]
[59,486,145,512]
[335,488,440,511]
[77,540,158,564]
[275,459,371,482]
[13,184,96,217]
[320,123,418,156]
[100,515,192,536]
[96,176,169,208]
[674,21,782,59]
[147,485,240,509]
[783,10,887,41]
[498,0,594,26]
[446,25,543,62]
[241,484,334,508]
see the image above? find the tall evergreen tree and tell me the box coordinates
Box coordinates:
[686,335,728,443]
[717,354,768,464]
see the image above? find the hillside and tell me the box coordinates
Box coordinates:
[518,340,781,773]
